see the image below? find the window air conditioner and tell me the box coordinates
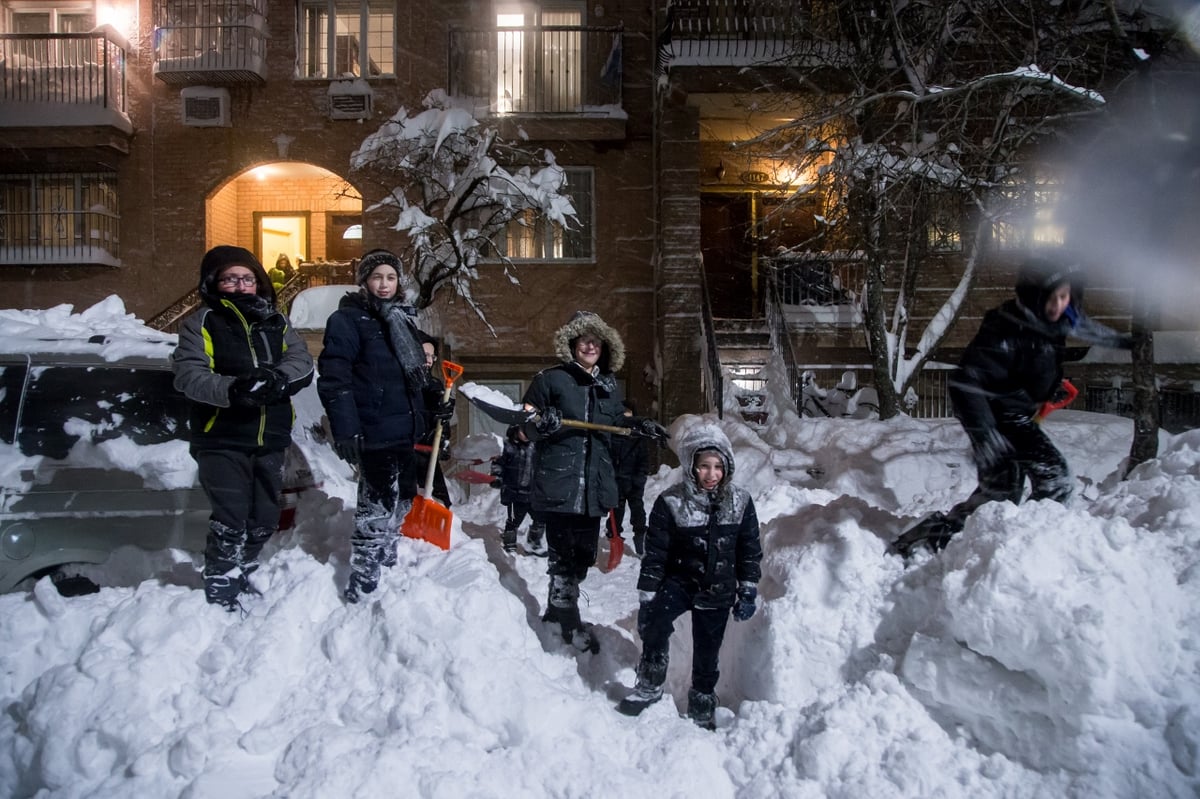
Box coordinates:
[181,87,231,128]
[327,79,374,120]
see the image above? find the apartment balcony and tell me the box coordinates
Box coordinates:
[662,0,803,64]
[0,28,132,143]
[153,0,267,85]
[766,252,866,328]
[448,25,625,141]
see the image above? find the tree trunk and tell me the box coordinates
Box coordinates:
[1125,287,1159,475]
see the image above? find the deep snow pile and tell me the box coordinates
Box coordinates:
[1,394,1198,797]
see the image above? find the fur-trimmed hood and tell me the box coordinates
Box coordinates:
[552,311,625,373]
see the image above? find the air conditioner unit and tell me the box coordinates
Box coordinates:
[327,79,374,120]
[181,87,231,128]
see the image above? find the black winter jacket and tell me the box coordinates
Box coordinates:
[522,361,626,517]
[949,299,1069,443]
[637,423,762,609]
[611,433,649,495]
[317,292,427,449]
[172,299,313,454]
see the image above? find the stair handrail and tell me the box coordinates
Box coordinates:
[698,258,724,418]
[763,259,802,405]
[146,270,314,333]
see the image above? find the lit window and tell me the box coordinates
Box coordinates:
[991,176,1063,250]
[497,167,593,261]
[494,9,582,113]
[299,0,394,78]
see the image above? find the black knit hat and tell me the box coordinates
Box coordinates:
[356,249,402,285]
[1015,257,1079,314]
[198,245,274,303]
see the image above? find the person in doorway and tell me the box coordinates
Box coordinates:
[611,399,651,554]
[521,311,667,653]
[890,257,1134,557]
[172,245,314,613]
[317,249,449,603]
[618,421,763,730]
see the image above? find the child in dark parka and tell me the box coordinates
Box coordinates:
[619,420,763,729]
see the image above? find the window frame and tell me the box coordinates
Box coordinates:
[0,172,120,266]
[495,165,594,263]
[297,0,395,79]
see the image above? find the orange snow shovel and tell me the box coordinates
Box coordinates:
[401,359,464,550]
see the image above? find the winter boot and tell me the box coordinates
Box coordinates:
[526,521,548,557]
[544,575,599,654]
[686,689,718,731]
[632,528,647,556]
[204,520,246,611]
[617,649,668,715]
[501,522,518,554]
[888,512,957,559]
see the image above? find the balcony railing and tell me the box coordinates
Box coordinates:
[449,26,622,115]
[0,209,120,267]
[661,0,802,64]
[153,0,268,84]
[0,28,129,128]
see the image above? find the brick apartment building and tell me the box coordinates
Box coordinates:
[1,0,1196,439]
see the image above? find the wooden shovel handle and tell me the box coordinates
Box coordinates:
[560,418,632,436]
[424,360,464,495]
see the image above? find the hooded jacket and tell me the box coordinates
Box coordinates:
[637,422,762,609]
[171,246,314,453]
[949,261,1131,445]
[318,290,428,449]
[522,311,628,516]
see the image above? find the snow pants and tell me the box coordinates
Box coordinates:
[542,511,601,581]
[636,580,732,695]
[947,417,1073,531]
[195,448,285,607]
[349,445,418,598]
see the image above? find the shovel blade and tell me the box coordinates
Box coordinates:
[401,495,453,550]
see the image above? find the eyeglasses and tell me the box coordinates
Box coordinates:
[218,275,258,287]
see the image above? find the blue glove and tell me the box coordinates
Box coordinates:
[732,583,757,622]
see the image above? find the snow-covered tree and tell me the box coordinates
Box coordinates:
[350,89,577,324]
[741,0,1182,418]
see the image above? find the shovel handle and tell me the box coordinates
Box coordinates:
[424,361,464,495]
[560,418,633,436]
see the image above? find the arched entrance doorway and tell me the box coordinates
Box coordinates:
[204,162,363,266]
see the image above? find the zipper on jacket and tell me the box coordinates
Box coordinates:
[222,298,268,447]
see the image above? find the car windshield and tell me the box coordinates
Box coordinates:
[0,364,187,460]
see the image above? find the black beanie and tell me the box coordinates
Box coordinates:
[199,245,272,301]
[357,249,402,285]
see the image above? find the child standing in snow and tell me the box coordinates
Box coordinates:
[491,425,545,555]
[619,421,763,729]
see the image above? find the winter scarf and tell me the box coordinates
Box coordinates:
[216,291,275,323]
[365,291,429,387]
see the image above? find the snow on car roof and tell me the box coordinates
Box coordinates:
[0,296,176,361]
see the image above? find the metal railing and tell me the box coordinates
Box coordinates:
[449,26,622,114]
[0,29,127,113]
[661,0,803,63]
[763,263,802,404]
[767,252,867,308]
[1085,385,1200,433]
[0,207,120,266]
[699,262,725,418]
[153,0,267,81]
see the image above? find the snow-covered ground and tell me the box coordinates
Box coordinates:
[1,300,1197,798]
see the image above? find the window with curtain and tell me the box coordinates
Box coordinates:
[299,0,393,78]
[497,167,593,261]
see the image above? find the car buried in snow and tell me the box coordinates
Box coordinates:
[0,340,330,595]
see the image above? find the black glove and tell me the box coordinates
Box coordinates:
[972,428,1015,473]
[432,397,455,422]
[535,407,562,435]
[229,368,287,407]
[626,416,669,441]
[732,583,757,622]
[334,435,363,466]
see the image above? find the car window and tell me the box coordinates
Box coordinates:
[14,366,189,460]
[0,363,28,447]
